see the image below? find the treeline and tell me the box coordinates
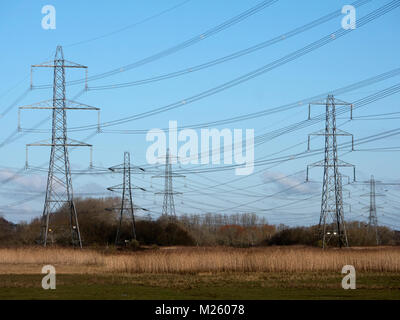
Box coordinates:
[267,223,399,247]
[0,198,399,247]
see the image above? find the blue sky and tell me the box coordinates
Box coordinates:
[0,0,399,228]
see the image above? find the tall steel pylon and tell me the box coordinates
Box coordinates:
[358,177,400,244]
[108,152,146,245]
[20,46,99,247]
[361,175,382,245]
[306,95,356,248]
[153,149,185,217]
[368,176,380,245]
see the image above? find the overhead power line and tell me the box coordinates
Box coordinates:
[21,67,400,135]
[61,1,400,132]
[66,0,279,84]
[64,0,193,48]
[76,0,372,90]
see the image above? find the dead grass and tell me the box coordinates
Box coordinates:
[0,246,399,274]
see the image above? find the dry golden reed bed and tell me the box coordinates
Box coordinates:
[0,246,399,274]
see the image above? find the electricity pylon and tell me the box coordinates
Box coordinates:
[368,176,379,245]
[108,152,146,245]
[20,45,99,248]
[306,95,355,248]
[361,175,383,245]
[152,149,185,217]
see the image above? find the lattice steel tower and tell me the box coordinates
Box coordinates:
[361,175,381,245]
[153,149,185,217]
[368,176,379,245]
[306,95,355,248]
[108,152,146,245]
[20,46,99,247]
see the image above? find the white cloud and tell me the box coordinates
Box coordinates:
[0,169,46,192]
[261,171,319,195]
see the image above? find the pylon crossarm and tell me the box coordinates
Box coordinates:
[311,132,354,137]
[19,99,98,110]
[18,101,99,131]
[19,100,53,109]
[335,129,353,136]
[308,159,355,169]
[155,192,183,195]
[308,129,354,150]
[63,60,88,68]
[309,97,352,106]
[152,174,186,178]
[67,138,93,147]
[109,165,145,172]
[64,100,99,110]
[307,160,325,168]
[108,185,146,192]
[108,164,124,172]
[27,142,91,147]
[331,97,353,106]
[308,96,353,121]
[32,61,87,69]
[361,194,385,197]
[31,60,87,90]
[26,139,92,168]
[31,60,54,67]
[107,206,148,211]
[308,129,326,136]
[336,159,355,168]
[26,138,52,146]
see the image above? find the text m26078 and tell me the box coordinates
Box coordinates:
[199,305,245,315]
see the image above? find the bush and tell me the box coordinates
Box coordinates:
[136,220,163,245]
[156,222,196,246]
[267,226,319,246]
[127,239,140,250]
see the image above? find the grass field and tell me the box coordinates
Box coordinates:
[0,246,399,300]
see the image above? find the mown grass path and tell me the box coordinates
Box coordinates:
[1,273,399,300]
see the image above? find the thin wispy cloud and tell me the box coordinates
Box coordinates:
[262,171,319,195]
[0,169,46,192]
